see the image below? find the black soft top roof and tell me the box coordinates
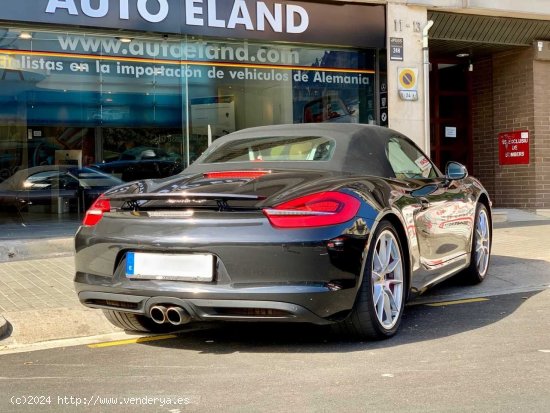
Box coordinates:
[186,123,401,178]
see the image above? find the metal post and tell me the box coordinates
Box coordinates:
[423,20,434,154]
[185,64,190,167]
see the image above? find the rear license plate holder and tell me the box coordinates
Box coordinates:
[125,252,214,281]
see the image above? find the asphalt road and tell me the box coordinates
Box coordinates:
[1,286,549,413]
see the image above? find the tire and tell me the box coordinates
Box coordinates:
[336,220,407,340]
[102,310,176,333]
[462,203,491,284]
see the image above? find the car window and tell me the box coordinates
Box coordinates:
[69,168,124,188]
[202,136,336,163]
[23,171,61,190]
[56,173,79,190]
[386,136,437,179]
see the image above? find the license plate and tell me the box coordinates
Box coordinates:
[125,252,214,281]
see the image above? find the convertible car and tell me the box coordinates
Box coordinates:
[0,165,123,213]
[74,124,492,340]
[91,146,183,182]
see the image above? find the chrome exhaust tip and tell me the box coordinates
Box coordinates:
[150,305,168,324]
[166,306,191,325]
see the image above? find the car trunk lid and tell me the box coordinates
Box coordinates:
[103,169,340,211]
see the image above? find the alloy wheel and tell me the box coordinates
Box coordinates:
[371,230,404,330]
[475,208,490,277]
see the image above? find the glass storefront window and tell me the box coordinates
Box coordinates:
[0,26,377,236]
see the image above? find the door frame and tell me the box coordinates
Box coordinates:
[429,58,473,173]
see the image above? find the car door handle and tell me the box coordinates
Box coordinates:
[419,197,430,209]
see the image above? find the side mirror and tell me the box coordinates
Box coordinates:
[445,161,468,181]
[141,150,157,159]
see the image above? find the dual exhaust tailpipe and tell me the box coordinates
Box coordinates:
[150,305,191,326]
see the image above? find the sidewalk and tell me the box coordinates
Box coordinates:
[1,209,550,348]
[0,257,120,346]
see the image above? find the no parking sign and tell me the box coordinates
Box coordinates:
[397,67,418,101]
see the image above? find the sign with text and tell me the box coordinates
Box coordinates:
[1,1,385,48]
[445,126,457,138]
[397,67,418,101]
[390,37,403,61]
[498,130,530,165]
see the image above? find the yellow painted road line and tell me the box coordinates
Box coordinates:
[88,334,178,349]
[425,297,490,307]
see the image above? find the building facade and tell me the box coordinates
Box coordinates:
[0,1,386,237]
[1,0,550,240]
[383,0,550,213]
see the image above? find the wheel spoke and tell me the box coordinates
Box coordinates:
[373,284,383,307]
[372,270,382,283]
[373,250,383,272]
[386,257,401,274]
[382,291,392,324]
[376,289,385,322]
[481,214,488,234]
[385,287,398,315]
[377,240,388,272]
[482,254,489,271]
[476,228,483,240]
[476,251,483,267]
[384,237,393,269]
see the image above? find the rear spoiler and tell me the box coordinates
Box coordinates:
[106,192,265,201]
[106,192,266,211]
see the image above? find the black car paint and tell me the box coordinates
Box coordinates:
[74,124,491,326]
[74,170,381,321]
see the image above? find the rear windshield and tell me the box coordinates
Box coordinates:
[202,136,336,163]
[69,167,124,187]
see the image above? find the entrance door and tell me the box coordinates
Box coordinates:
[429,61,472,172]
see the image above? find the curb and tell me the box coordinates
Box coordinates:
[492,210,507,223]
[0,308,121,347]
[0,315,8,340]
[0,237,74,263]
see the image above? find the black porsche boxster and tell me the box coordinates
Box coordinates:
[74,124,492,340]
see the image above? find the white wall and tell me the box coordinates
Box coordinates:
[344,0,550,20]
[386,4,429,151]
[406,0,550,20]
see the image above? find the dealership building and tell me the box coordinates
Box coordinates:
[0,0,550,241]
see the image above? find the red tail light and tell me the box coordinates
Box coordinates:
[83,196,111,227]
[204,170,271,179]
[263,191,360,228]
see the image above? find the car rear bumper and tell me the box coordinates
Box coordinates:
[74,213,372,323]
[75,283,357,325]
